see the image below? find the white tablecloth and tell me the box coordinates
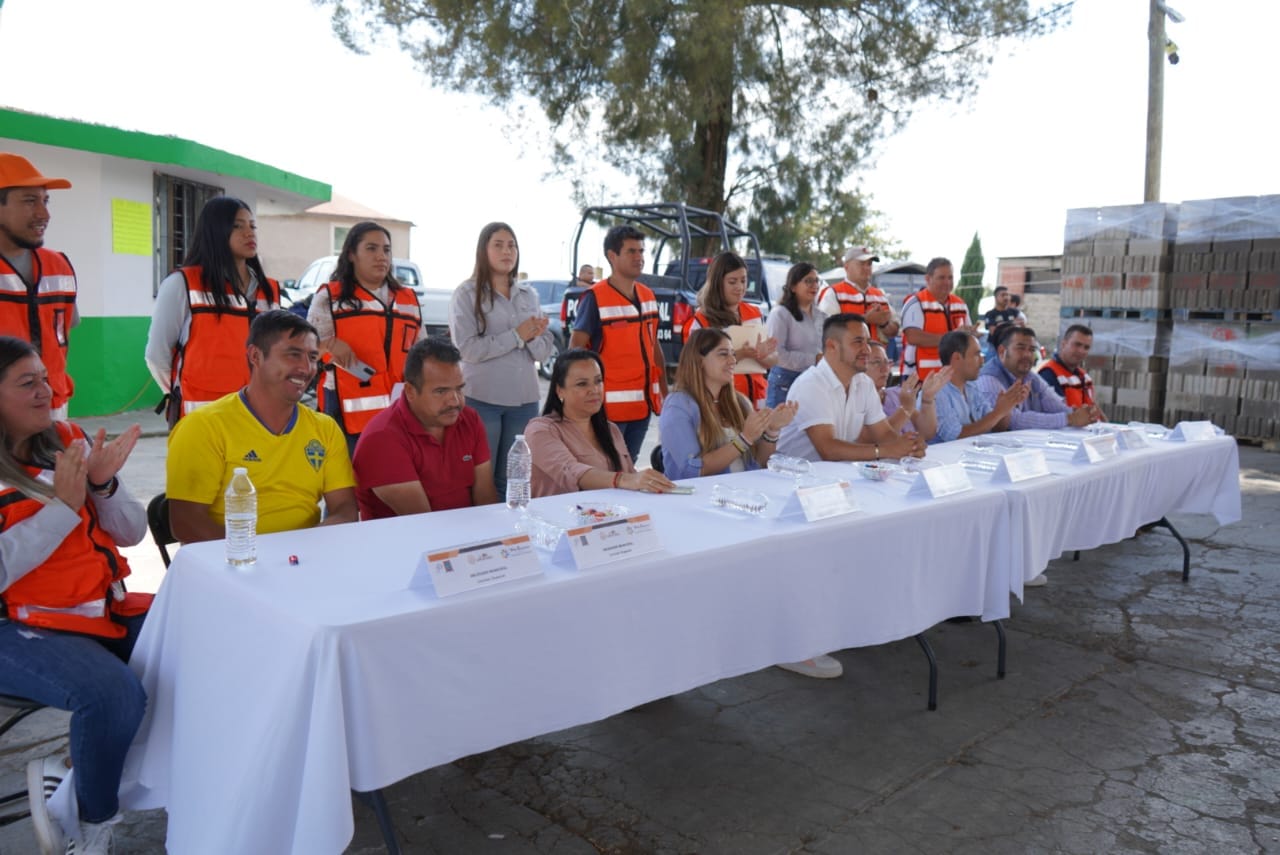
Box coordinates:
[925,431,1242,597]
[121,465,1012,854]
[119,432,1239,854]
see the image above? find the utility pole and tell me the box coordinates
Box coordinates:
[1144,0,1165,203]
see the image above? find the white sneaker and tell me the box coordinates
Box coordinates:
[778,654,843,679]
[26,755,69,855]
[65,815,120,855]
[1025,572,1049,587]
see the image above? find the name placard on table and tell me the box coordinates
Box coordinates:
[556,513,662,570]
[1072,432,1119,464]
[907,463,973,498]
[780,480,859,522]
[1114,427,1149,450]
[416,535,542,597]
[992,448,1052,483]
[1170,420,1218,442]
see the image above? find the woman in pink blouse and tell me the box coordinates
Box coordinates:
[526,349,676,497]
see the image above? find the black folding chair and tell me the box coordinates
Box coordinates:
[147,493,175,568]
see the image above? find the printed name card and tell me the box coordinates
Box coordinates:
[557,513,662,570]
[416,535,542,597]
[992,449,1052,483]
[1170,421,1218,442]
[1072,432,1119,464]
[907,463,973,498]
[1114,427,1149,450]
[793,480,858,522]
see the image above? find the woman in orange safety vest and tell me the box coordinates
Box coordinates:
[0,336,150,854]
[308,221,423,450]
[683,251,777,410]
[145,196,281,428]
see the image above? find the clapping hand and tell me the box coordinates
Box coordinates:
[865,303,891,326]
[897,373,922,411]
[517,316,549,342]
[739,334,778,362]
[53,438,89,511]
[764,400,798,433]
[995,379,1030,415]
[741,405,773,444]
[86,425,141,489]
[920,366,952,400]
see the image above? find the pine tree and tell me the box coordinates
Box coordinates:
[958,232,986,323]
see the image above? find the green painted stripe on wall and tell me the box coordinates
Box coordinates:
[65,316,161,417]
[1,108,330,202]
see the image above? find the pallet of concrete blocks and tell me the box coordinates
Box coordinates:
[1173,195,1280,311]
[1164,320,1280,439]
[1080,353,1117,412]
[1062,203,1176,310]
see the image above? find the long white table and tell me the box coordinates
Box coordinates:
[924,430,1241,596]
[119,433,1240,854]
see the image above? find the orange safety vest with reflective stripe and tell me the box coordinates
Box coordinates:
[816,281,891,343]
[591,280,663,422]
[173,267,281,419]
[323,282,422,435]
[902,287,969,380]
[684,304,767,410]
[0,249,76,409]
[1038,357,1095,408]
[1,422,150,638]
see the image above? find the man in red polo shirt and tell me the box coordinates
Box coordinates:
[352,337,498,519]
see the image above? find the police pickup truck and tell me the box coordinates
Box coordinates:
[559,203,776,366]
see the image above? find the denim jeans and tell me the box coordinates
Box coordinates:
[766,366,802,407]
[469,399,540,495]
[321,387,359,459]
[616,417,650,466]
[0,613,147,823]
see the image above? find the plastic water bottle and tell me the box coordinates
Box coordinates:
[506,434,532,511]
[224,467,258,567]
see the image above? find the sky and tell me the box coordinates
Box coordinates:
[1,0,1277,288]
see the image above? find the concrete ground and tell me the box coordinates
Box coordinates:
[0,409,1275,854]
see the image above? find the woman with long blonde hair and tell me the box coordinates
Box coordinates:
[658,328,795,480]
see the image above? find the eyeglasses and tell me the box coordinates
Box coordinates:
[867,359,889,367]
[801,276,821,284]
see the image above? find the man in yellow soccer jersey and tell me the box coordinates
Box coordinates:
[166,310,357,541]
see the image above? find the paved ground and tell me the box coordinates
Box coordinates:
[0,409,1275,854]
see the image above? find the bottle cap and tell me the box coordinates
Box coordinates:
[233,467,247,475]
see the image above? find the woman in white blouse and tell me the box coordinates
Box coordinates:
[764,262,826,406]
[448,222,555,494]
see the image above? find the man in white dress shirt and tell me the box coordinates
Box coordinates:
[777,314,925,463]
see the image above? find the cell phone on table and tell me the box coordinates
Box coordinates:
[667,485,695,495]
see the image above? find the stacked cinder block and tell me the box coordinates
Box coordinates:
[1061,203,1176,311]
[1059,204,1176,423]
[1170,196,1280,312]
[1165,196,1280,443]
